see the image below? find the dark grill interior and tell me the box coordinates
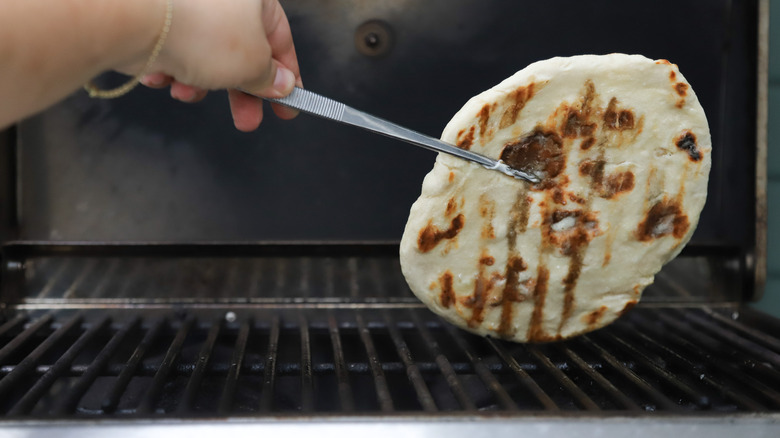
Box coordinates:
[1,0,775,431]
[0,249,778,418]
[1,307,779,417]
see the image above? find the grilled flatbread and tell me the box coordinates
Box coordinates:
[399,54,711,342]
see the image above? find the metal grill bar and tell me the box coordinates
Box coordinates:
[0,313,82,406]
[102,318,165,413]
[0,314,28,339]
[654,311,780,382]
[55,317,141,415]
[137,316,195,414]
[9,317,110,415]
[443,324,518,411]
[682,311,780,368]
[327,312,354,412]
[259,316,280,411]
[597,331,710,407]
[638,312,780,407]
[0,314,54,364]
[486,339,559,411]
[178,319,222,413]
[577,335,678,410]
[382,311,437,412]
[299,314,314,412]
[218,320,250,414]
[526,345,600,410]
[355,312,394,412]
[554,344,641,411]
[616,317,771,411]
[705,310,780,352]
[411,311,479,411]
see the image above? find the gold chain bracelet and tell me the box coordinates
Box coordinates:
[84,0,173,99]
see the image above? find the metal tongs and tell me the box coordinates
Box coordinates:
[252,87,539,183]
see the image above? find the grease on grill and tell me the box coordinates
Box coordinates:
[675,131,701,161]
[418,214,465,252]
[636,198,690,241]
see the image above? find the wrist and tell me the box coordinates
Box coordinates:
[97,0,171,74]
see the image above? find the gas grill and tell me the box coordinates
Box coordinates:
[1,0,778,435]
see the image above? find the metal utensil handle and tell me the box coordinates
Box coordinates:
[266,87,346,121]
[264,87,539,183]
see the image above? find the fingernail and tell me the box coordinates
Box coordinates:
[273,67,295,94]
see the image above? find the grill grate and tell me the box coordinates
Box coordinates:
[0,306,778,418]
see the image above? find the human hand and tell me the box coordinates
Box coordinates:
[131,0,302,132]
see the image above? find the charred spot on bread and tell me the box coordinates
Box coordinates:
[636,198,690,242]
[675,131,701,161]
[500,128,564,181]
[604,97,636,131]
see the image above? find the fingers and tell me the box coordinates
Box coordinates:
[142,74,208,103]
[141,73,173,88]
[228,89,263,132]
[170,81,208,103]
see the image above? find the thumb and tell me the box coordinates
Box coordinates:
[242,60,296,99]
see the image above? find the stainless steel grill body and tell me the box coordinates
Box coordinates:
[0,0,777,435]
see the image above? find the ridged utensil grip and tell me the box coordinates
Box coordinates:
[268,87,346,121]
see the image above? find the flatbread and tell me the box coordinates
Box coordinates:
[399,54,711,342]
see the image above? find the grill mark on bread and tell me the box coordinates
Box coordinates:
[418,214,465,252]
[499,83,537,129]
[445,198,458,216]
[478,104,497,143]
[584,305,608,326]
[603,171,635,198]
[562,80,597,138]
[439,271,456,308]
[636,197,690,241]
[604,97,636,131]
[543,209,600,334]
[618,300,637,317]
[464,251,500,328]
[527,265,550,342]
[498,256,528,336]
[456,126,475,150]
[479,194,496,239]
[497,187,531,338]
[579,158,634,199]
